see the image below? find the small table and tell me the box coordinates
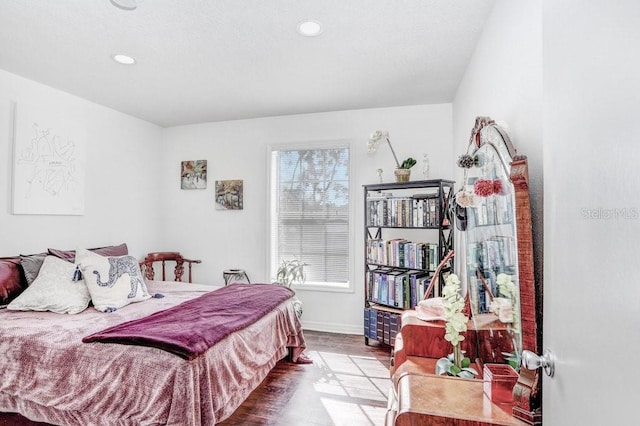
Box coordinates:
[223,269,251,285]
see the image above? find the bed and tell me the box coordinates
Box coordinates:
[0,279,307,425]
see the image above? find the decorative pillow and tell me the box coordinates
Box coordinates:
[76,249,150,312]
[48,243,129,263]
[0,256,28,307]
[20,252,48,285]
[7,255,91,314]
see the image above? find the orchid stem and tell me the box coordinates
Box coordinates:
[386,137,401,168]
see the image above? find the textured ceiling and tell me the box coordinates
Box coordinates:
[0,0,495,127]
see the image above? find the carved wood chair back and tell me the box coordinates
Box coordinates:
[140,252,202,283]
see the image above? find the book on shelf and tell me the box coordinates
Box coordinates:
[366,192,442,228]
[366,239,438,270]
[465,194,513,228]
[466,237,515,273]
[410,271,431,303]
[383,312,391,343]
[468,268,500,315]
[363,309,370,337]
[386,269,403,307]
[364,306,401,345]
[376,310,384,342]
[369,308,377,339]
[367,269,432,310]
[389,314,399,346]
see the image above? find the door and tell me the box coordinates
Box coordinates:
[543,1,640,423]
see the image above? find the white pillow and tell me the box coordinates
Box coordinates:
[76,249,151,312]
[7,255,90,314]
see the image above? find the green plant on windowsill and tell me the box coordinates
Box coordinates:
[274,259,306,318]
[275,259,307,288]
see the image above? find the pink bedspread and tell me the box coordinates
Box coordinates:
[0,281,306,426]
[83,283,294,360]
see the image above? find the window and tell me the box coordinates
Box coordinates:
[270,143,350,290]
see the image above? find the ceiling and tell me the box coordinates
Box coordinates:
[0,0,495,128]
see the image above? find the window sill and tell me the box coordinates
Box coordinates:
[292,282,354,294]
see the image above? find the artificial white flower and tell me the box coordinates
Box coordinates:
[367,130,400,168]
[455,189,479,208]
[369,130,388,141]
[441,273,469,347]
[445,331,465,346]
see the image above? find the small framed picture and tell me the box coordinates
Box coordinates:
[215,180,243,210]
[181,160,207,189]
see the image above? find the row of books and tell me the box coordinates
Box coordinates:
[366,238,439,271]
[468,193,513,227]
[366,194,441,228]
[366,267,433,309]
[364,307,400,346]
[469,269,519,316]
[467,236,515,271]
[468,271,498,315]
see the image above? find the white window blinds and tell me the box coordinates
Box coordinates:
[270,145,350,286]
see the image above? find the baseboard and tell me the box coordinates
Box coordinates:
[301,319,362,335]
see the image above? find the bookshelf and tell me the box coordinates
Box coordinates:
[363,179,455,346]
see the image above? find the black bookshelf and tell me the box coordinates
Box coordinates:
[363,179,455,346]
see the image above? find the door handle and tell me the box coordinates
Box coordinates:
[522,349,555,377]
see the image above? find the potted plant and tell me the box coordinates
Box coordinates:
[274,259,306,317]
[367,131,417,182]
[275,259,307,288]
[394,157,417,182]
[435,273,478,379]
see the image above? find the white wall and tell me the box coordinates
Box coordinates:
[452,0,544,292]
[0,69,163,257]
[161,104,453,333]
[0,65,454,334]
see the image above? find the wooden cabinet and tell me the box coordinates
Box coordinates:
[387,311,528,426]
[390,373,528,426]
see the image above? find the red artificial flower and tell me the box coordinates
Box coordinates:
[473,178,494,197]
[492,179,504,195]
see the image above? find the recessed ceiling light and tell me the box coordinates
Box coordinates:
[112,54,136,65]
[297,20,323,37]
[110,0,137,11]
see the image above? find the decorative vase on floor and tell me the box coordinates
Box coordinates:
[395,168,411,182]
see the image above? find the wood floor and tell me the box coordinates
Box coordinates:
[0,330,392,426]
[219,330,392,426]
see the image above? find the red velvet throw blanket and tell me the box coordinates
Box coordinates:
[83,283,294,360]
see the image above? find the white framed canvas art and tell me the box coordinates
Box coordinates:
[181,160,207,189]
[215,179,243,210]
[12,103,86,215]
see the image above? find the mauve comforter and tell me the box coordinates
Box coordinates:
[0,281,306,426]
[83,283,296,360]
